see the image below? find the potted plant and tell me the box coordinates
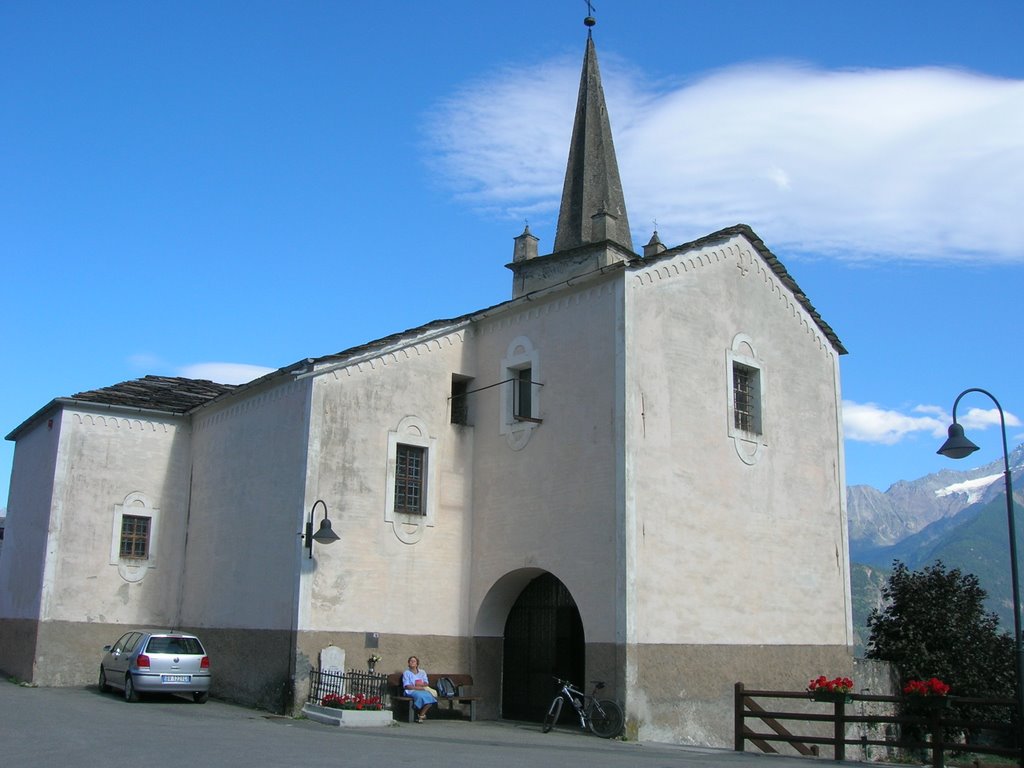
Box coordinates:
[903,677,950,708]
[807,675,854,703]
[321,693,384,711]
[306,691,391,727]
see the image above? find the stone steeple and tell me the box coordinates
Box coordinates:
[507,21,636,299]
[553,33,633,254]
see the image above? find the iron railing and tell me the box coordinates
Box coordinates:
[307,668,389,707]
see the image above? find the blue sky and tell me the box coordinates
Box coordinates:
[3,0,1023,511]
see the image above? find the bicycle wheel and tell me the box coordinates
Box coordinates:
[542,696,563,733]
[588,698,624,738]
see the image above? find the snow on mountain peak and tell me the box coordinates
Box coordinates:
[934,471,1003,504]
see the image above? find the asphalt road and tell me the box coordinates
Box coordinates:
[0,682,823,768]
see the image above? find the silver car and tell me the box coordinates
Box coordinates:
[98,630,211,703]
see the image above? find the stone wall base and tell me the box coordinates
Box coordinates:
[1,618,857,751]
[629,642,855,748]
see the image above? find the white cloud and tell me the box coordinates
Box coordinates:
[959,406,1023,430]
[178,363,276,385]
[843,400,1021,444]
[428,59,1024,263]
[842,400,947,444]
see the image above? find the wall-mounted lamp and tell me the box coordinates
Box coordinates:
[303,499,339,559]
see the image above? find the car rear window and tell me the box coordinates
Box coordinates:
[145,636,204,655]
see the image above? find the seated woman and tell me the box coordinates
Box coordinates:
[401,655,437,723]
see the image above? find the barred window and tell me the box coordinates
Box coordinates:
[119,514,150,560]
[733,363,762,434]
[394,444,426,515]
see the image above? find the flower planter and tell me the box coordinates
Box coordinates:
[906,696,950,709]
[302,703,393,727]
[811,691,852,704]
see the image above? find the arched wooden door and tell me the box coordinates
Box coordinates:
[501,572,584,721]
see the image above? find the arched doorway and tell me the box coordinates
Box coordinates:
[501,572,584,721]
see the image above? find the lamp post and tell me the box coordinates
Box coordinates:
[937,387,1023,743]
[303,499,340,559]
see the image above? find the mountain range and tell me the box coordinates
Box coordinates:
[847,444,1024,654]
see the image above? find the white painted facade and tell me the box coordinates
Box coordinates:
[0,230,851,743]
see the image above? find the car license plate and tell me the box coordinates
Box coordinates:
[161,674,191,683]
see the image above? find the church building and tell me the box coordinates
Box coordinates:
[0,21,853,746]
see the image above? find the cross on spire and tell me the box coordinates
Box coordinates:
[584,0,596,34]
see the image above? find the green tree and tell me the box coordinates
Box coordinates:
[866,560,1014,700]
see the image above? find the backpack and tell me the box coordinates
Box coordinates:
[436,676,457,698]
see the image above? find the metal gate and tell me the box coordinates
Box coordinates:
[501,572,584,721]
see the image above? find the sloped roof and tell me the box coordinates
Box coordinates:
[303,225,844,383]
[5,376,236,440]
[7,227,843,444]
[303,224,845,374]
[68,376,237,412]
[310,316,476,368]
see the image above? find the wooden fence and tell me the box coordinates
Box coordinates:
[735,682,1020,767]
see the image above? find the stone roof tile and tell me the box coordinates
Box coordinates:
[69,375,236,413]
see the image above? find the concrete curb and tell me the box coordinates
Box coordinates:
[301,702,394,727]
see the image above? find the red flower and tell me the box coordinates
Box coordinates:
[319,691,384,710]
[808,675,854,693]
[321,693,346,709]
[903,677,950,697]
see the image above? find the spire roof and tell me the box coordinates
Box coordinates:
[553,34,633,254]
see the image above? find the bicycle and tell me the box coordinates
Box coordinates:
[541,677,624,738]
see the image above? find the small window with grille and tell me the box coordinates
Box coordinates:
[119,514,150,560]
[384,416,437,535]
[732,362,762,435]
[394,444,426,515]
[451,377,470,425]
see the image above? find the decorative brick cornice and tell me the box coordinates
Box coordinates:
[631,234,840,360]
[478,282,615,337]
[325,329,469,380]
[72,411,175,433]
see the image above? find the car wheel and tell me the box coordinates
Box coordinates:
[193,691,209,704]
[98,667,110,693]
[124,674,140,702]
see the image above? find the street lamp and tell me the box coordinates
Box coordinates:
[303,499,340,559]
[937,387,1023,741]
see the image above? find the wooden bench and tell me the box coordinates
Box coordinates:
[386,672,480,722]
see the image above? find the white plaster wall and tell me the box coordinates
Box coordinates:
[12,406,192,627]
[624,235,851,647]
[301,329,475,639]
[469,282,621,644]
[0,414,61,619]
[182,377,311,632]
